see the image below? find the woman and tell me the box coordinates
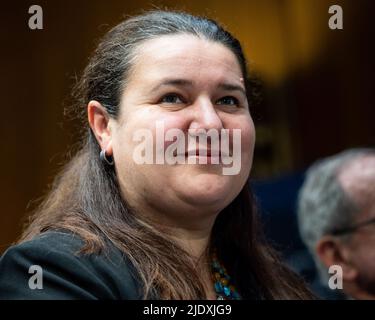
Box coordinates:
[0,10,314,300]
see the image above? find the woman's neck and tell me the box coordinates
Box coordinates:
[162,224,219,300]
[133,201,220,298]
[135,201,218,258]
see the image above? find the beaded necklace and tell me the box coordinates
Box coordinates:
[211,250,241,300]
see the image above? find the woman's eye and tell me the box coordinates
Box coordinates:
[217,96,240,107]
[159,94,184,104]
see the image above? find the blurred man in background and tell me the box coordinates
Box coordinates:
[298,148,375,299]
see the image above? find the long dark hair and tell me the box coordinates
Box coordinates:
[20,10,314,299]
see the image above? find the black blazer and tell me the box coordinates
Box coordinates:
[0,231,144,299]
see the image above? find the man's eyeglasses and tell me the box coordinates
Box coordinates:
[330,217,375,236]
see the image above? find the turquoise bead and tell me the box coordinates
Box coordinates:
[223,286,231,297]
[214,281,223,292]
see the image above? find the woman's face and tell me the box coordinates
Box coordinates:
[111,34,255,223]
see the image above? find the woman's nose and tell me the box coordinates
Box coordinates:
[188,97,223,132]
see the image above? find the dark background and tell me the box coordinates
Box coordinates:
[0,1,374,294]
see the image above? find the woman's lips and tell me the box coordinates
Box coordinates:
[180,149,230,164]
[185,149,216,157]
[185,149,230,156]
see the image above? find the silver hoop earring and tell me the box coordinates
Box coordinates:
[100,149,114,166]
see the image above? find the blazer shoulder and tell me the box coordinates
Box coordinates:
[5,231,86,255]
[0,231,142,299]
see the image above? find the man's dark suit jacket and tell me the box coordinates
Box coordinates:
[0,231,144,299]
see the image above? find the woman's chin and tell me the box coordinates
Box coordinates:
[175,174,236,208]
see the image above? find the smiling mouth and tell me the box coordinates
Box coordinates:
[186,150,213,156]
[183,149,231,159]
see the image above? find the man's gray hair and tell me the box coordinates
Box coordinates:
[297,148,375,284]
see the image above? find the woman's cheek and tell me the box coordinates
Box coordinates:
[240,118,256,172]
[154,114,190,150]
[245,119,256,153]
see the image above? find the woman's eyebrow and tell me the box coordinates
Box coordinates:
[150,78,246,96]
[150,78,193,93]
[217,83,246,96]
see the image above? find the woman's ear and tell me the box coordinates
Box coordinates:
[316,235,358,282]
[87,100,113,155]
